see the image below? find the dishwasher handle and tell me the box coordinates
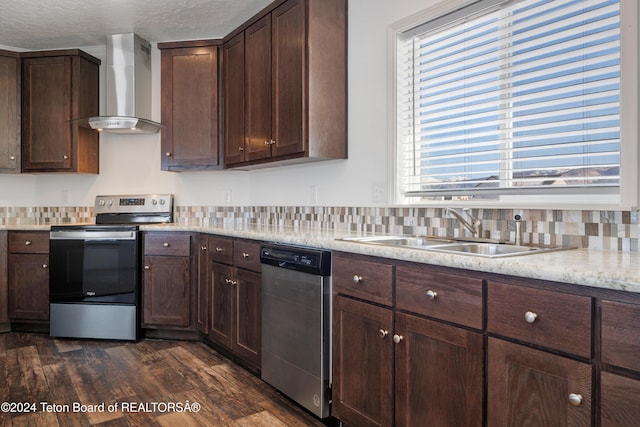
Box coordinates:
[260,244,331,276]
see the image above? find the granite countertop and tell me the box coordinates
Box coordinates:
[4,221,640,294]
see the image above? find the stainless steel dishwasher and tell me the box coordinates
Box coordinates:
[260,243,332,419]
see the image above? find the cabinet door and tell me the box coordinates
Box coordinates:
[488,338,592,427]
[194,235,209,334]
[601,371,640,427]
[332,296,394,427]
[394,312,483,427]
[8,254,49,320]
[22,56,72,171]
[223,33,246,166]
[161,46,220,171]
[271,0,305,157]
[245,15,272,161]
[234,269,261,367]
[0,51,20,173]
[142,256,191,327]
[209,262,235,349]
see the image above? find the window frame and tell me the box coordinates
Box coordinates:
[388,0,639,210]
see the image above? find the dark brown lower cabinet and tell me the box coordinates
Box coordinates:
[208,259,261,368]
[394,312,483,427]
[142,255,191,327]
[332,295,393,427]
[8,253,49,320]
[600,371,640,427]
[487,337,592,426]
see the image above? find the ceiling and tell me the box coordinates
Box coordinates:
[0,0,273,50]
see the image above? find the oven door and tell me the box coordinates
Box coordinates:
[49,228,139,304]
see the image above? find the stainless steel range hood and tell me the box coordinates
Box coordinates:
[73,33,163,134]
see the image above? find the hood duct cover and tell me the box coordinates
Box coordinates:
[73,33,163,134]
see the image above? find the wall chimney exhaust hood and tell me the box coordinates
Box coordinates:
[72,33,163,134]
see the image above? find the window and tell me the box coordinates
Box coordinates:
[394,0,637,207]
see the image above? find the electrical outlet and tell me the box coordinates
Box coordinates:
[372,183,387,203]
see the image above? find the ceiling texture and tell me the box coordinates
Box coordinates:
[0,0,273,50]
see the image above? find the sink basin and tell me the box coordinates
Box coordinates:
[337,235,573,257]
[338,235,453,248]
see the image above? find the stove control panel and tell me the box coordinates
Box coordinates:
[95,194,174,214]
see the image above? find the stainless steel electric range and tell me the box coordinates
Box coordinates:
[49,194,174,340]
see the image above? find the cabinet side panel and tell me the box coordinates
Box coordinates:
[0,231,9,330]
[307,0,347,159]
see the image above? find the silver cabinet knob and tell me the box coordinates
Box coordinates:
[426,290,438,300]
[201,246,207,251]
[238,146,244,151]
[144,266,150,270]
[242,252,250,258]
[352,275,363,284]
[568,393,583,406]
[165,152,172,157]
[378,329,388,339]
[9,156,15,160]
[163,242,170,247]
[225,278,237,285]
[25,240,32,246]
[215,247,223,253]
[63,155,69,160]
[393,334,403,344]
[525,311,538,323]
[42,264,48,269]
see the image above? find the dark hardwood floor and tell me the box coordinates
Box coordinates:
[0,333,326,426]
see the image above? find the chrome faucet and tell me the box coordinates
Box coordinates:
[446,208,483,238]
[514,214,523,246]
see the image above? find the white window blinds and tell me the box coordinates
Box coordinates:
[397,0,621,199]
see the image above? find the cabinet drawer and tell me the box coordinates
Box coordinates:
[487,281,592,358]
[333,253,393,306]
[9,231,49,254]
[144,233,191,256]
[602,300,640,372]
[208,235,234,265]
[233,239,261,272]
[396,266,483,329]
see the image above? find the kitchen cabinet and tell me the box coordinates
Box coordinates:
[0,231,9,331]
[193,234,209,334]
[21,49,100,173]
[488,338,592,426]
[487,281,593,426]
[7,231,49,321]
[224,0,347,168]
[159,41,222,171]
[142,233,192,328]
[0,50,20,173]
[222,32,246,165]
[332,253,483,427]
[600,300,640,426]
[208,236,262,369]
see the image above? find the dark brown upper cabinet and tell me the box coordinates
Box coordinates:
[21,49,100,173]
[159,41,222,171]
[223,0,347,169]
[0,50,21,173]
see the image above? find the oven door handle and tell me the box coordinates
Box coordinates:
[50,230,137,241]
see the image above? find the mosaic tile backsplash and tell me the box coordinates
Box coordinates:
[1,205,638,251]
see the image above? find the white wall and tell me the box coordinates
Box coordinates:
[0,0,435,208]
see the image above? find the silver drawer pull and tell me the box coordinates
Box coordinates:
[215,247,223,253]
[568,393,583,406]
[524,311,538,323]
[426,290,438,300]
[242,252,250,258]
[352,275,363,284]
[25,240,32,246]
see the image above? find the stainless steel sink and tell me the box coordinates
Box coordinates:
[336,235,573,258]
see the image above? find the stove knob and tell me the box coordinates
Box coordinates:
[159,199,166,205]
[152,199,158,205]
[98,200,106,206]
[106,200,113,206]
